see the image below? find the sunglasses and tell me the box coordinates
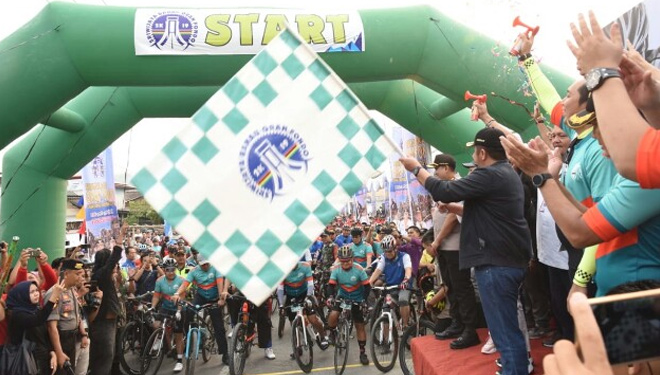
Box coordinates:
[164,267,176,272]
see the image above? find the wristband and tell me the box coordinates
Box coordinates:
[485,119,495,127]
[572,268,593,288]
[518,53,532,62]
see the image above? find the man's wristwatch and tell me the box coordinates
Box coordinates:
[532,173,553,188]
[412,166,422,176]
[585,67,621,92]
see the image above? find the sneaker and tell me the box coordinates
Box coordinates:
[495,356,534,374]
[264,347,276,360]
[528,326,551,340]
[449,331,480,350]
[319,337,329,351]
[481,334,497,354]
[543,332,561,348]
[359,352,369,365]
[435,320,464,340]
[173,362,184,372]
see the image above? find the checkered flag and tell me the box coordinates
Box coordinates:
[131,26,399,304]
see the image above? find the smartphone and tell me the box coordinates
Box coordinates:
[587,288,660,366]
[88,280,99,293]
[27,249,42,258]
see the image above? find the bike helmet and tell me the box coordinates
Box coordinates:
[138,243,148,251]
[162,258,177,269]
[380,235,397,252]
[337,245,353,260]
[425,290,446,312]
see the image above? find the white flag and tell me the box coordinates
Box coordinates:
[132,26,398,304]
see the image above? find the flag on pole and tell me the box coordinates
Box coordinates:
[131,26,399,304]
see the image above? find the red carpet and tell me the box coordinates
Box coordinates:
[411,328,553,375]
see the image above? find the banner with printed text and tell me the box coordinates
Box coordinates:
[82,147,119,255]
[134,9,365,55]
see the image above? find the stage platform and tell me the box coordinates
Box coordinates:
[411,328,553,375]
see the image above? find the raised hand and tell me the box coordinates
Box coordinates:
[567,11,623,75]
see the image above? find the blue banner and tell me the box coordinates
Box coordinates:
[82,147,119,254]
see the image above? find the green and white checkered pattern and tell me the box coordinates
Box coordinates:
[131,27,397,304]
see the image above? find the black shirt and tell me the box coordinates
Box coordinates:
[424,160,532,270]
[93,246,123,319]
[7,301,55,354]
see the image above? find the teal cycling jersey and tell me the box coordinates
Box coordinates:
[283,262,313,297]
[184,266,223,300]
[350,241,373,268]
[154,275,185,311]
[329,263,369,302]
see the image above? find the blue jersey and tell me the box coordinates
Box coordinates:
[283,263,313,297]
[185,266,223,301]
[335,234,352,247]
[329,263,369,302]
[154,275,185,312]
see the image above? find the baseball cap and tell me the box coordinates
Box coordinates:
[465,127,505,151]
[462,161,477,169]
[427,154,456,170]
[197,254,210,265]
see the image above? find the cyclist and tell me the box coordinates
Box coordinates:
[326,245,371,365]
[276,259,329,354]
[334,225,352,247]
[172,248,192,278]
[368,234,413,330]
[151,258,186,372]
[349,227,373,269]
[172,255,229,366]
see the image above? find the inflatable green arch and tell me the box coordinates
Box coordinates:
[0,2,572,257]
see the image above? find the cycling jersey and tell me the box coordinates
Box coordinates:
[283,262,313,297]
[350,241,373,268]
[183,266,223,301]
[154,275,185,312]
[329,263,369,302]
[376,252,412,287]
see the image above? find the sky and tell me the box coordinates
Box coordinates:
[0,0,641,183]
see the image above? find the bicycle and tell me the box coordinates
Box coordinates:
[286,297,321,373]
[312,268,332,326]
[332,298,361,375]
[369,285,404,372]
[140,309,176,375]
[179,301,217,375]
[118,292,154,375]
[227,294,257,375]
[399,288,437,375]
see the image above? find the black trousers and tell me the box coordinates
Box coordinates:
[56,330,77,375]
[547,265,574,341]
[89,317,117,375]
[523,261,552,329]
[228,298,272,348]
[193,296,228,356]
[437,250,478,330]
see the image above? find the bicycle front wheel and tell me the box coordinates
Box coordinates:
[333,319,350,375]
[185,330,198,375]
[399,318,435,375]
[228,323,248,375]
[370,315,399,372]
[119,321,145,375]
[291,317,313,373]
[141,327,166,375]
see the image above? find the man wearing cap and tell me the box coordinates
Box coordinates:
[315,230,338,271]
[335,225,352,247]
[426,154,479,348]
[172,249,191,278]
[400,127,532,375]
[173,255,229,365]
[46,259,86,374]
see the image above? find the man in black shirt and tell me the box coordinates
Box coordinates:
[400,127,532,375]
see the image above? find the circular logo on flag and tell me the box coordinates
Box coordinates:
[239,125,311,200]
[145,11,198,51]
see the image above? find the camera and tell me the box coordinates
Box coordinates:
[27,249,41,258]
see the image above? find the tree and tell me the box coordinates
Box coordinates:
[126,198,163,225]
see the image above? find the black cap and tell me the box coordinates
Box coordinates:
[350,228,363,236]
[465,127,505,151]
[427,154,456,170]
[61,259,84,271]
